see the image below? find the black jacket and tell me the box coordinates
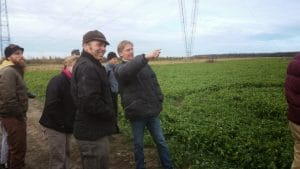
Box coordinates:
[114,55,164,120]
[39,72,76,133]
[71,50,117,141]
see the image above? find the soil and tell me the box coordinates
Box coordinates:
[24,99,161,169]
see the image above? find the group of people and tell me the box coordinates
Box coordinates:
[0,29,174,169]
[1,28,300,169]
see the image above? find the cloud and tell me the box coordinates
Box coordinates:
[6,0,300,57]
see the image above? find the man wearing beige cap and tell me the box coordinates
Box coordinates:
[70,30,118,169]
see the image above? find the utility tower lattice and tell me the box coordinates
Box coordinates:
[178,0,199,57]
[0,0,10,57]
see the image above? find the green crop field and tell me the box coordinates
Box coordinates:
[25,58,293,169]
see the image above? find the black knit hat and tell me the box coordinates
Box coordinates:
[82,30,110,45]
[71,49,80,56]
[107,52,118,61]
[4,44,24,58]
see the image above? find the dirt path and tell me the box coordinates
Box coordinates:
[25,99,160,169]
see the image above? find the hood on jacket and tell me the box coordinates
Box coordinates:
[0,60,14,69]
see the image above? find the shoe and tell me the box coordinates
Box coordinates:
[27,92,36,99]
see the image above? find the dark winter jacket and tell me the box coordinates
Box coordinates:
[285,53,300,124]
[114,55,164,120]
[0,60,28,118]
[71,50,118,141]
[39,71,76,133]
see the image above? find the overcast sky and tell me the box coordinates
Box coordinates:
[7,0,300,58]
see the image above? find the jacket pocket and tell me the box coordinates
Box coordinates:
[124,99,147,119]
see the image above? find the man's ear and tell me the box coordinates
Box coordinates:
[83,43,89,50]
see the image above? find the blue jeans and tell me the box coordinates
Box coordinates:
[130,116,173,169]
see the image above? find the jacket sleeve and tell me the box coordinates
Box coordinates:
[114,54,148,82]
[105,64,119,93]
[43,77,64,126]
[109,67,119,93]
[0,69,25,115]
[76,65,113,119]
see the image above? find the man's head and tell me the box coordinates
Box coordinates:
[82,30,109,61]
[71,49,80,56]
[117,40,134,61]
[106,52,118,64]
[4,44,25,66]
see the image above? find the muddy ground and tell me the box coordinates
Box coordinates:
[25,99,160,169]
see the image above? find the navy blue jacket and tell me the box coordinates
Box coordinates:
[39,72,76,133]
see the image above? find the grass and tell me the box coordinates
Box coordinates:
[25,57,293,169]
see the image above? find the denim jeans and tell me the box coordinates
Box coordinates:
[130,116,173,169]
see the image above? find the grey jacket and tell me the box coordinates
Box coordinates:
[105,63,119,93]
[114,54,164,120]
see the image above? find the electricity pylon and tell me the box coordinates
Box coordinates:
[0,0,10,57]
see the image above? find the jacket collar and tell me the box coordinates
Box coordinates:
[0,60,14,70]
[0,60,25,77]
[81,50,102,66]
[62,68,72,80]
[121,58,130,62]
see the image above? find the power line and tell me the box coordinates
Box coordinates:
[178,0,188,57]
[53,0,152,43]
[44,0,136,41]
[189,0,199,57]
[178,0,199,57]
[84,0,151,29]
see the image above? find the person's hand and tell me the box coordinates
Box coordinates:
[146,49,161,61]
